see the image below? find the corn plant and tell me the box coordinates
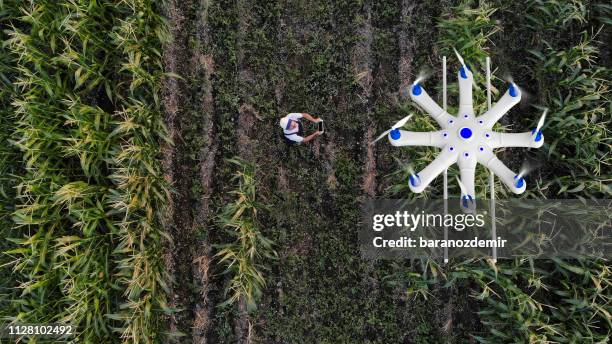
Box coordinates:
[105,3,172,341]
[215,158,277,312]
[526,1,611,198]
[437,0,500,73]
[3,0,171,342]
[0,0,20,322]
[449,257,611,343]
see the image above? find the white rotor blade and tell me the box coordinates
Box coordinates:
[535,109,547,133]
[370,129,391,144]
[370,115,412,145]
[453,47,466,68]
[392,115,412,129]
[456,176,468,197]
[407,164,415,176]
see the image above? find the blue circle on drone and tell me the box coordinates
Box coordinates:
[459,127,472,139]
[514,176,525,188]
[390,128,401,140]
[509,84,518,97]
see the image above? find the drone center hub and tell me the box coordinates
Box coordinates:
[459,127,473,140]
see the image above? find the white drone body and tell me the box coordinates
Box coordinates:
[375,55,545,210]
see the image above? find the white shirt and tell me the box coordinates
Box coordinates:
[283,113,304,143]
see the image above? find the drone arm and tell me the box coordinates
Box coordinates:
[478,85,521,128]
[409,148,457,193]
[458,68,474,115]
[457,153,477,199]
[477,151,525,194]
[410,85,454,128]
[489,132,544,148]
[389,130,446,147]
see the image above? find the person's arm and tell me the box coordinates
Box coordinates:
[301,113,322,123]
[301,131,322,143]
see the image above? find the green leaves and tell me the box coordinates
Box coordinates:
[452,258,610,343]
[1,0,171,342]
[215,158,277,313]
[437,0,500,72]
[525,3,611,198]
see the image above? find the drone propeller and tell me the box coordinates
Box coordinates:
[456,176,468,198]
[516,158,542,181]
[535,109,547,134]
[453,47,467,69]
[528,109,547,143]
[407,164,416,177]
[370,115,412,144]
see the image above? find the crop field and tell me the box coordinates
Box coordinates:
[0,0,610,343]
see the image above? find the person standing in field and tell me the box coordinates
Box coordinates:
[279,112,323,145]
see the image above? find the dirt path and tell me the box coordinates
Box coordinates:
[398,0,416,99]
[233,0,264,341]
[354,2,376,197]
[190,0,217,342]
[162,0,217,342]
[161,0,195,338]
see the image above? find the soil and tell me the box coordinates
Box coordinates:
[353,2,377,198]
[161,0,217,342]
[161,0,194,338]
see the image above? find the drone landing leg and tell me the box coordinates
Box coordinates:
[486,56,497,263]
[443,55,449,264]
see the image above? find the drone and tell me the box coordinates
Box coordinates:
[372,50,546,211]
